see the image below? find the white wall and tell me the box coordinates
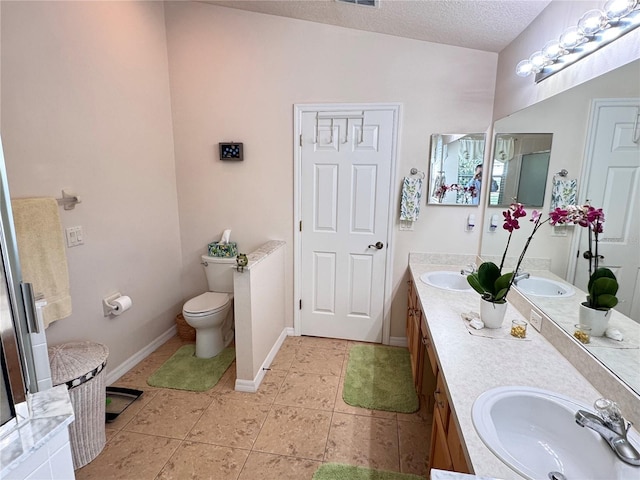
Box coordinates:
[1,1,183,372]
[164,2,498,338]
[494,0,640,119]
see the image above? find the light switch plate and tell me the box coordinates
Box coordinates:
[65,226,84,247]
[399,220,414,231]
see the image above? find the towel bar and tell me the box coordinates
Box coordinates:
[57,190,81,210]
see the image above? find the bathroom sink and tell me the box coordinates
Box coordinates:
[419,271,472,292]
[472,386,640,480]
[514,276,575,297]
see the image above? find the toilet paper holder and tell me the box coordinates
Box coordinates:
[103,292,131,316]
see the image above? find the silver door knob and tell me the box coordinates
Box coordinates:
[368,242,384,250]
[583,250,604,261]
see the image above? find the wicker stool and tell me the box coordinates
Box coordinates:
[49,341,109,469]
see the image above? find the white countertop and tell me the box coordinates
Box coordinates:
[410,262,609,479]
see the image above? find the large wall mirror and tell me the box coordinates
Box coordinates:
[428,133,486,205]
[489,133,552,207]
[482,59,640,395]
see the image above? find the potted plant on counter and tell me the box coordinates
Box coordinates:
[467,202,592,328]
[467,203,538,328]
[551,204,618,336]
[580,267,619,335]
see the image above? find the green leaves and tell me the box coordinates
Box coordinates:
[587,268,619,310]
[466,262,513,303]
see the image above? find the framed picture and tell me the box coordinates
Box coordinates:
[219,142,243,161]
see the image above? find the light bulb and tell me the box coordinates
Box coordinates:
[515,59,534,77]
[529,51,548,72]
[578,9,608,35]
[603,0,637,20]
[559,26,585,49]
[542,40,564,60]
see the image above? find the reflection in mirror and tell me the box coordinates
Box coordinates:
[481,59,640,397]
[489,134,552,208]
[428,133,486,205]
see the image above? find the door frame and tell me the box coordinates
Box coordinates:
[566,98,638,283]
[293,103,401,345]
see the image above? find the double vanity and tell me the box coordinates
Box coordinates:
[406,254,640,479]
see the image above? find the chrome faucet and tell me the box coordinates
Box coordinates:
[460,263,477,275]
[513,270,530,283]
[575,398,640,466]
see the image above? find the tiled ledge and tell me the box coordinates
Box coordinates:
[0,385,74,477]
[244,240,286,269]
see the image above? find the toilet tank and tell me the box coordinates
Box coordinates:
[201,255,236,293]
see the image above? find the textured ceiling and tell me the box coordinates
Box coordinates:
[201,0,553,53]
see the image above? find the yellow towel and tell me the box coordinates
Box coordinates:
[11,197,72,327]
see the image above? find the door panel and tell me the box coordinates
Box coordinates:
[313,252,336,314]
[351,165,377,233]
[575,102,640,321]
[300,108,396,341]
[348,254,373,317]
[314,164,338,231]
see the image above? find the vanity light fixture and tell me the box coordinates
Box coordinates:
[516,0,640,82]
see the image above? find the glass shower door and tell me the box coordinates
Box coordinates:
[0,134,35,433]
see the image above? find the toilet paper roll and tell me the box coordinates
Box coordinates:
[111,296,132,316]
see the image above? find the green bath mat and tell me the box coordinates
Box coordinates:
[343,345,418,413]
[313,463,423,480]
[147,345,234,392]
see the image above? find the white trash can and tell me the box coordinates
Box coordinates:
[49,341,109,469]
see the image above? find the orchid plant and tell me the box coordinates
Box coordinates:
[467,202,616,306]
[434,183,477,204]
[549,204,618,310]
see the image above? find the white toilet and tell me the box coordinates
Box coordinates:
[183,255,236,358]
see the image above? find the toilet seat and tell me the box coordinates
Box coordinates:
[183,292,232,317]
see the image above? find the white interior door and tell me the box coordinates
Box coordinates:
[573,100,640,322]
[298,107,396,342]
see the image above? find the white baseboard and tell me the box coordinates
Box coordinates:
[234,327,293,392]
[389,336,407,347]
[105,325,177,386]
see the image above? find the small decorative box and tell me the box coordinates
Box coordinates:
[208,242,238,258]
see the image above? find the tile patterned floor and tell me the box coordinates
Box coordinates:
[76,335,432,480]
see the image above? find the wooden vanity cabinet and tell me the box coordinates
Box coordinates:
[429,398,453,472]
[429,370,471,475]
[408,277,470,476]
[406,279,422,388]
[447,413,470,473]
[406,280,436,402]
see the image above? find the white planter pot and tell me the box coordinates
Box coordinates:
[578,302,611,337]
[480,299,508,329]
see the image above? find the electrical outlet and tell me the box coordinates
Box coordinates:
[530,310,542,332]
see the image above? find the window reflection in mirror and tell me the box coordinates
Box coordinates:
[489,133,553,207]
[427,133,486,205]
